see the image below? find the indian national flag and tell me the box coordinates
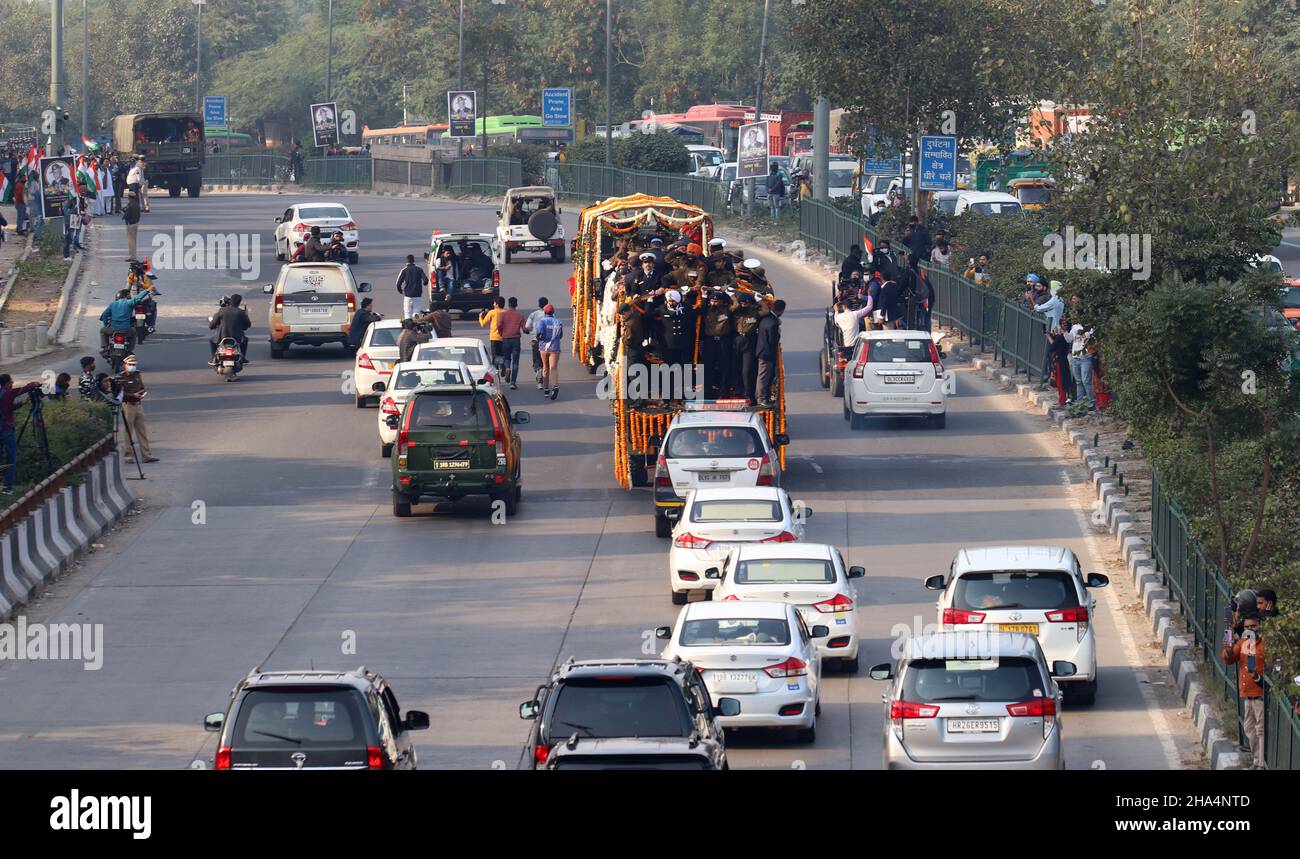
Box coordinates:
[81,137,100,153]
[23,145,41,178]
[0,172,11,204]
[74,155,98,199]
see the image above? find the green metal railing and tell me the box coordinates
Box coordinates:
[553,162,726,213]
[799,199,862,263]
[302,156,372,187]
[1152,467,1299,769]
[205,153,290,184]
[449,157,523,194]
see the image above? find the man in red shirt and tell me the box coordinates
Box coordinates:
[496,297,528,390]
[0,374,42,495]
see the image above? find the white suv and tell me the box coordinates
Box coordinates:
[652,409,788,538]
[843,329,948,429]
[926,545,1110,704]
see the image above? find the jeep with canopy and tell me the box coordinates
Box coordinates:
[495,186,566,263]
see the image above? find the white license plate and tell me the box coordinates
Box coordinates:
[883,375,916,384]
[697,472,730,483]
[526,241,545,247]
[300,306,331,317]
[946,718,1000,733]
[435,460,471,469]
[710,671,757,692]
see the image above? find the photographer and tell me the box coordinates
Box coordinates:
[0,374,43,496]
[396,317,431,363]
[347,297,381,350]
[1221,610,1268,768]
[208,294,251,362]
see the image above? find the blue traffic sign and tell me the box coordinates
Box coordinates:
[862,157,901,175]
[919,135,957,191]
[203,95,226,126]
[542,88,571,127]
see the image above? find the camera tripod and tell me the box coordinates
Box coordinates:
[112,402,146,480]
[14,390,54,480]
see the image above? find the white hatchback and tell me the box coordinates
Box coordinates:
[354,319,409,409]
[926,545,1110,704]
[708,543,864,672]
[657,600,824,742]
[376,360,474,457]
[668,487,807,604]
[843,329,948,429]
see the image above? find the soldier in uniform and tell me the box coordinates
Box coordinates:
[618,295,653,404]
[625,252,668,296]
[731,292,768,402]
[705,253,736,289]
[699,289,736,399]
[649,287,701,372]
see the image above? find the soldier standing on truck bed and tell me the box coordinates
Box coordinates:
[648,287,701,374]
[700,290,736,399]
[731,292,768,403]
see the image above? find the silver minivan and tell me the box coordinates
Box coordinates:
[869,632,1073,770]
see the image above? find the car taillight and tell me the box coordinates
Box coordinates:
[673,532,712,549]
[482,371,494,384]
[342,221,357,230]
[274,293,284,313]
[943,608,986,624]
[762,657,808,678]
[294,222,310,232]
[534,743,550,765]
[813,593,854,613]
[492,270,500,288]
[928,341,944,380]
[381,397,400,415]
[654,455,672,488]
[1007,698,1056,718]
[890,701,939,720]
[487,401,507,454]
[347,294,356,313]
[397,401,414,454]
[761,530,798,543]
[357,353,375,370]
[214,747,231,770]
[756,453,774,486]
[367,746,385,769]
[720,594,739,601]
[851,343,869,378]
[1047,605,1089,641]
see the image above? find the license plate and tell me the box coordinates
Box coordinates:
[998,623,1039,635]
[526,241,544,247]
[946,718,1000,733]
[300,306,331,317]
[697,472,729,483]
[884,375,916,384]
[435,460,471,469]
[709,671,757,692]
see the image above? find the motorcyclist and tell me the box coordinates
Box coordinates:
[99,285,155,356]
[127,259,159,332]
[208,293,252,363]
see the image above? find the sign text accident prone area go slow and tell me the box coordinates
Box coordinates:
[919,135,957,191]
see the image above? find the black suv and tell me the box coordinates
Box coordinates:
[203,666,430,770]
[519,657,741,770]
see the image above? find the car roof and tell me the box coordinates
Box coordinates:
[858,329,937,341]
[732,542,836,561]
[900,631,1042,662]
[368,319,404,330]
[555,657,691,682]
[683,599,790,621]
[952,545,1075,573]
[669,411,763,428]
[958,191,1020,203]
[240,666,377,691]
[424,337,487,350]
[688,486,785,503]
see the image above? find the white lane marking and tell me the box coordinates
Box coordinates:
[1060,469,1182,769]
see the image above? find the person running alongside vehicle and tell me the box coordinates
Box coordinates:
[395,254,427,321]
[479,296,508,371]
[524,296,549,389]
[495,297,527,390]
[534,304,563,400]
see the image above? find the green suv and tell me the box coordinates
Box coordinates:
[387,383,529,517]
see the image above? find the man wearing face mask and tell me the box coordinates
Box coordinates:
[118,355,158,463]
[1222,611,1267,768]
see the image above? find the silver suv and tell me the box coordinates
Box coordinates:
[869,632,1074,770]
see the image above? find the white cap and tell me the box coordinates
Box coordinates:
[708,238,726,248]
[666,289,682,303]
[743,258,762,270]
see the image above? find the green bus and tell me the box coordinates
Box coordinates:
[204,125,256,150]
[439,115,572,152]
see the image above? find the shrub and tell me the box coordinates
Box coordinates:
[567,131,690,174]
[487,143,549,185]
[13,395,114,490]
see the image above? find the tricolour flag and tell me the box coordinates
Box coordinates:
[81,137,100,153]
[0,172,11,205]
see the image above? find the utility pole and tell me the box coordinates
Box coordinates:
[81,0,88,140]
[746,0,771,216]
[605,0,612,165]
[480,59,488,160]
[193,0,206,115]
[813,96,829,201]
[457,0,464,158]
[51,0,65,150]
[326,0,334,101]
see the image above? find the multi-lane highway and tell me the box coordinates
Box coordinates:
[0,191,1207,769]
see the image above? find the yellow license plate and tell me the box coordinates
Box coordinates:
[998,623,1039,635]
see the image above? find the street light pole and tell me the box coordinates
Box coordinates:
[325,0,333,101]
[457,0,464,158]
[193,0,206,115]
[746,0,771,215]
[81,0,88,141]
[605,0,611,165]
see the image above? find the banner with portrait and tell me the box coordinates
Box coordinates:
[39,156,76,218]
[311,101,339,147]
[448,91,477,138]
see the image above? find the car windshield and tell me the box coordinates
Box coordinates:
[695,151,723,166]
[968,201,1023,215]
[734,559,835,584]
[722,166,736,181]
[550,678,688,739]
[952,571,1080,611]
[281,266,349,294]
[901,657,1046,703]
[665,427,764,458]
[868,176,894,193]
[232,689,364,747]
[868,339,931,363]
[417,344,484,365]
[1282,286,1300,309]
[680,617,791,646]
[1256,259,1284,274]
[298,206,351,220]
[366,327,400,347]
[393,368,467,389]
[1015,187,1051,203]
[934,196,959,215]
[690,500,782,523]
[408,392,488,428]
[828,168,855,187]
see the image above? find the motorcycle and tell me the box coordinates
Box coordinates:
[213,337,244,381]
[127,259,160,343]
[105,329,133,373]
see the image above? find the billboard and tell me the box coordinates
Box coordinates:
[736,121,770,180]
[448,91,478,138]
[311,101,339,147]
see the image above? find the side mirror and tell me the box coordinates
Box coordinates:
[511,410,531,425]
[1086,573,1110,589]
[924,574,946,591]
[848,565,865,579]
[793,504,813,520]
[357,282,372,293]
[715,697,742,718]
[371,381,386,393]
[203,712,225,732]
[495,210,501,217]
[1050,661,1077,678]
[384,415,400,429]
[868,663,894,681]
[402,710,431,731]
[655,626,672,640]
[704,567,721,580]
[519,700,540,720]
[810,624,830,638]
[261,283,274,294]
[773,433,790,446]
[273,217,281,223]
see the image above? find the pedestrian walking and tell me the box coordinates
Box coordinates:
[118,355,158,463]
[534,304,563,400]
[1222,611,1268,768]
[394,254,427,320]
[754,299,785,407]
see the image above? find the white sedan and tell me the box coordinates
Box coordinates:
[353,319,409,408]
[414,337,496,388]
[377,360,475,457]
[273,202,360,263]
[668,487,807,605]
[708,542,864,672]
[657,600,824,742]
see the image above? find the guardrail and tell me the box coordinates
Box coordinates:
[205,153,289,184]
[449,158,523,194]
[303,157,372,187]
[1152,467,1299,770]
[550,162,726,213]
[0,433,115,535]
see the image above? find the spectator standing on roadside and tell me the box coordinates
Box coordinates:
[395,254,426,321]
[1045,322,1073,406]
[1065,318,1094,410]
[930,238,951,268]
[868,199,886,226]
[1255,589,1279,618]
[52,373,72,399]
[13,174,28,235]
[965,253,990,285]
[766,163,787,217]
[903,215,932,263]
[0,374,42,495]
[28,176,44,242]
[1221,611,1267,768]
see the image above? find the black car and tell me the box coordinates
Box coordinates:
[424,233,501,317]
[203,666,430,770]
[519,657,740,770]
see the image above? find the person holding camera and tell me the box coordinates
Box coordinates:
[1221,610,1268,768]
[0,374,43,495]
[396,317,431,363]
[348,297,381,350]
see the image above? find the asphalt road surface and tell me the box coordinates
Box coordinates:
[0,191,1206,769]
